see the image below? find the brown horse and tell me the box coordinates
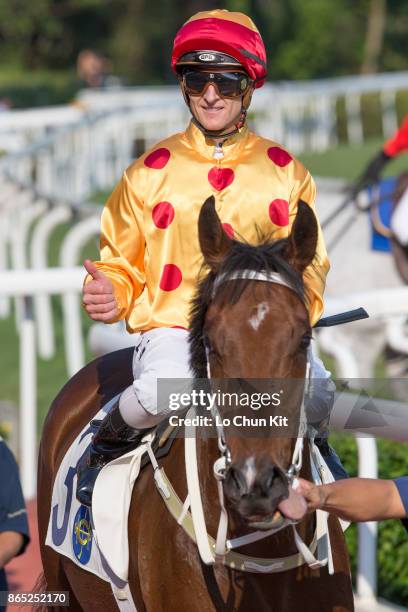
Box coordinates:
[38,198,353,611]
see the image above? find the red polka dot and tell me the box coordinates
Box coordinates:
[152,202,175,228]
[222,223,234,239]
[144,148,171,169]
[269,199,289,226]
[208,167,234,191]
[159,264,182,291]
[267,147,292,167]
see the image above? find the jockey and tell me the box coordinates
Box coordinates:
[76,9,345,507]
[352,114,408,246]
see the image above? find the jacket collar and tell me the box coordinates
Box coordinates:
[183,120,250,161]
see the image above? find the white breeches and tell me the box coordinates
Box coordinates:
[119,328,193,428]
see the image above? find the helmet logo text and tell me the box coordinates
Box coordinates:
[198,53,216,62]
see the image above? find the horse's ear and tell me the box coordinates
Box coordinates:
[285,200,318,272]
[198,196,233,272]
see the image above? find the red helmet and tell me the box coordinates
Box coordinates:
[172,10,267,89]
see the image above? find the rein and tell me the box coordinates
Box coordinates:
[322,185,399,251]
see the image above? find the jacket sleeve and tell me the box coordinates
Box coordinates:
[90,170,146,322]
[383,115,408,157]
[288,168,330,326]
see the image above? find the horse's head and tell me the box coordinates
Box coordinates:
[190,195,318,529]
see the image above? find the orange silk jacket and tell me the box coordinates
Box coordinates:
[91,121,329,331]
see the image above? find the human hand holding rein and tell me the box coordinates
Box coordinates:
[82,259,119,321]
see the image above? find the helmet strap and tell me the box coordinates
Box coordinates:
[190,113,246,140]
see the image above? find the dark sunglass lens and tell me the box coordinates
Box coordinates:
[185,72,208,93]
[184,70,249,97]
[215,72,248,96]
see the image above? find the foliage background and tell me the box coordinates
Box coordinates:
[332,434,408,607]
[0,0,408,107]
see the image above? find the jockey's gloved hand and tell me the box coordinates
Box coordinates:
[349,149,391,199]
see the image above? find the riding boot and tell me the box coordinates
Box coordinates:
[315,433,349,481]
[76,401,151,507]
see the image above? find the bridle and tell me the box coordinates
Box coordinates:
[181,269,330,570]
[208,269,310,494]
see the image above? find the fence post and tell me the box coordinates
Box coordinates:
[19,296,37,500]
[356,437,378,601]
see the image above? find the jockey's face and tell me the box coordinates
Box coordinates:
[188,79,243,135]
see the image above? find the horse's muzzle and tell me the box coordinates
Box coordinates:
[224,462,289,523]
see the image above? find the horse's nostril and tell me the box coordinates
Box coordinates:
[226,466,246,499]
[261,465,284,494]
[264,469,276,490]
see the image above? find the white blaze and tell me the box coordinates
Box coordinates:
[243,456,257,490]
[248,302,269,331]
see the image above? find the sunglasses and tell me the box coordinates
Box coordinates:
[182,70,252,99]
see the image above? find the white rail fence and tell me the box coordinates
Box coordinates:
[1,71,407,203]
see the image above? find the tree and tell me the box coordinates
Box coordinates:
[361,0,387,74]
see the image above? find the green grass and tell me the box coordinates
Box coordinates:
[299,137,408,181]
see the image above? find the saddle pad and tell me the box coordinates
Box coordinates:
[45,394,154,586]
[369,176,396,252]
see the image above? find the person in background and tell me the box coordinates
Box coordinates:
[0,98,11,112]
[353,115,408,193]
[352,115,408,246]
[296,476,408,532]
[76,49,121,89]
[0,438,30,612]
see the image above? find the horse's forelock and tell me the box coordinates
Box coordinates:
[188,237,307,378]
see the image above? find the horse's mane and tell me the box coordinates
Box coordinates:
[189,236,306,378]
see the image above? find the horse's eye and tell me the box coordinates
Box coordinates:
[299,333,312,351]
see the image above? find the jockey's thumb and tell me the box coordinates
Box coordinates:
[84,259,108,285]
